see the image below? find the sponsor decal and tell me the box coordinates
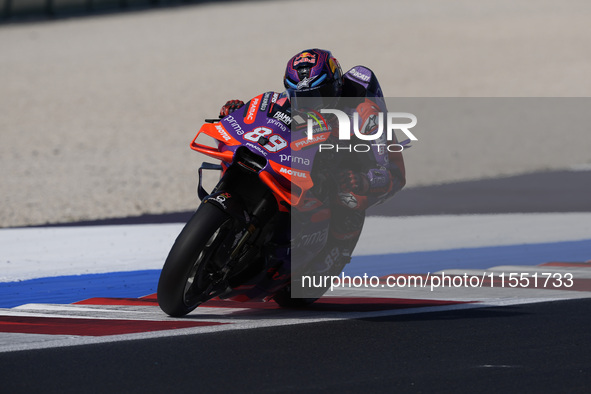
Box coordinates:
[349,67,371,82]
[338,192,358,209]
[297,77,312,89]
[279,154,310,166]
[224,115,244,135]
[279,166,308,179]
[269,160,313,191]
[259,92,271,112]
[273,110,292,126]
[294,228,328,248]
[293,51,317,67]
[244,96,260,124]
[214,124,232,142]
[363,114,379,135]
[291,132,331,151]
[211,192,231,209]
[266,118,287,132]
[271,92,279,103]
[245,142,269,157]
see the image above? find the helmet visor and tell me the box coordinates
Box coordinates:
[287,82,337,111]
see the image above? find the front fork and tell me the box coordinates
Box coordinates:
[197,162,224,201]
[198,161,279,280]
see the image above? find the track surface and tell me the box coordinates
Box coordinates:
[1,170,590,392]
[2,299,590,393]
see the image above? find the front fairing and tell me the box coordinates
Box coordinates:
[191,92,333,288]
[193,91,326,209]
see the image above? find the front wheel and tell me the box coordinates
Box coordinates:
[157,203,234,317]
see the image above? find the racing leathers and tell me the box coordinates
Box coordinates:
[308,66,406,274]
[218,66,406,275]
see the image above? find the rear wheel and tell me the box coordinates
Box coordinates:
[157,203,234,317]
[273,285,318,308]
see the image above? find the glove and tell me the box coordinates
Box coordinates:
[336,170,370,195]
[219,100,245,118]
[355,99,381,135]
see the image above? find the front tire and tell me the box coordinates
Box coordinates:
[157,203,233,317]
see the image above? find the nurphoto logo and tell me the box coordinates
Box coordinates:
[306,109,418,153]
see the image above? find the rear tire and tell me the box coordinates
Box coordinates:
[273,286,318,308]
[157,203,233,317]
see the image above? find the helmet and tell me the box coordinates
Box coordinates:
[284,49,343,109]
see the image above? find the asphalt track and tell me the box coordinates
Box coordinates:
[2,299,590,393]
[1,170,590,393]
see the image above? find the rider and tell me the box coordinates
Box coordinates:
[219,48,406,274]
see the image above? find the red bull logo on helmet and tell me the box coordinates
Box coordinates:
[293,52,317,67]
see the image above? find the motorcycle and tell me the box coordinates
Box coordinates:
[157,92,340,317]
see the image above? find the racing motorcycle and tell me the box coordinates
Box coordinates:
[157,92,341,317]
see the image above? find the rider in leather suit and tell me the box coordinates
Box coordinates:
[220,48,406,275]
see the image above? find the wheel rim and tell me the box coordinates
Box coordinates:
[182,220,231,307]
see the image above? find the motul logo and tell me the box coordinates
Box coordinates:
[214,124,232,142]
[279,167,307,178]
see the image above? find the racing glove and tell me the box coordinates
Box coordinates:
[355,99,381,135]
[219,100,245,118]
[334,168,393,210]
[337,170,370,195]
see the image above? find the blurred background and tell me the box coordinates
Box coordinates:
[1,0,590,227]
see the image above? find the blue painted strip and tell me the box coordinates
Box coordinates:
[0,270,160,308]
[346,239,591,277]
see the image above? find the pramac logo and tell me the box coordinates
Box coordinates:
[244,95,261,125]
